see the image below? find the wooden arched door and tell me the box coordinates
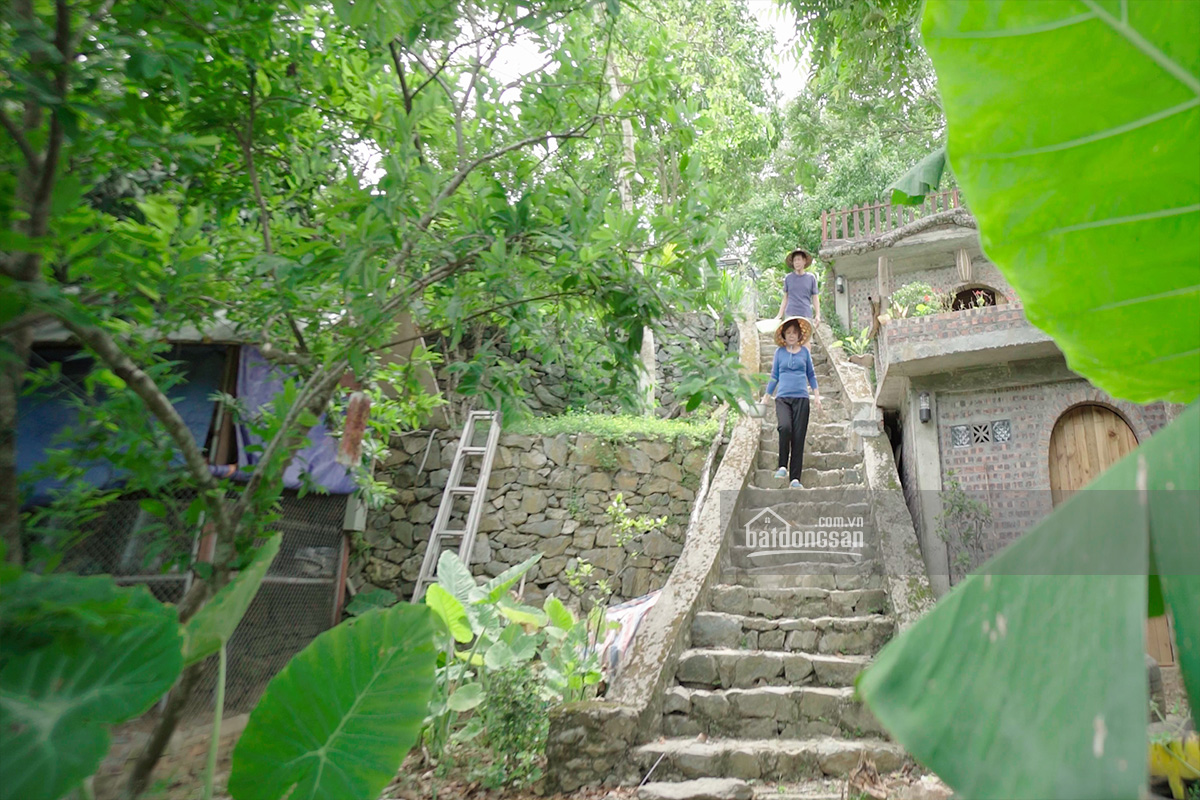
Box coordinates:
[1048,405,1175,665]
[1048,404,1138,507]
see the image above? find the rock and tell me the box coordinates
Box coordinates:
[409,504,436,524]
[544,435,570,466]
[692,613,742,648]
[641,441,672,462]
[520,490,549,514]
[581,472,612,491]
[518,520,563,537]
[615,471,641,492]
[654,461,684,482]
[637,779,752,800]
[391,520,414,549]
[893,776,954,800]
[642,531,680,559]
[542,536,572,558]
[617,448,653,474]
[519,450,548,470]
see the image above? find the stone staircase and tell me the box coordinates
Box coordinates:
[633,328,904,797]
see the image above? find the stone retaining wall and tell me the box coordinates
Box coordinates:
[350,430,711,604]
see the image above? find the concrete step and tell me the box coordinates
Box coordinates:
[708,586,889,618]
[691,613,895,656]
[661,685,886,740]
[756,450,862,471]
[633,736,906,782]
[736,501,871,530]
[719,566,885,591]
[751,467,863,489]
[740,487,870,508]
[726,548,869,571]
[675,648,871,690]
[760,432,848,454]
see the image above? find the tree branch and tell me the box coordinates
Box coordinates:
[0,109,38,172]
[56,317,235,539]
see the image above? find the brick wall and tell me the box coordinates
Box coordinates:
[844,259,1016,334]
[877,302,1033,369]
[933,381,1172,553]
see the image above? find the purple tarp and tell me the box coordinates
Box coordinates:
[235,346,357,494]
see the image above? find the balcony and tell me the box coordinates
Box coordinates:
[821,189,964,246]
[874,302,1061,407]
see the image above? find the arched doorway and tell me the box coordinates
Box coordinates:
[1048,404,1175,665]
[951,286,999,311]
[1048,404,1138,506]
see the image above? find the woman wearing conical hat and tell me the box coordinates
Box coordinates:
[760,316,822,488]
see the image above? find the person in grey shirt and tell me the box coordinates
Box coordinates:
[777,248,821,323]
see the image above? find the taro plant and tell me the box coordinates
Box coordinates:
[835,327,873,357]
[0,567,184,800]
[934,470,992,583]
[857,3,1199,798]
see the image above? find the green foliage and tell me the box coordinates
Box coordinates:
[419,552,603,783]
[0,574,183,800]
[511,411,720,444]
[343,588,399,617]
[182,534,280,666]
[834,328,872,357]
[862,404,1200,798]
[934,471,992,581]
[228,603,437,800]
[889,282,951,318]
[861,3,1200,795]
[923,0,1199,404]
[474,666,551,789]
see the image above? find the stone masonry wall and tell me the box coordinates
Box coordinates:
[350,431,709,605]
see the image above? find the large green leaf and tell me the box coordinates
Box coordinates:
[182,534,281,666]
[0,576,182,800]
[228,603,437,800]
[923,0,1200,403]
[1145,402,1200,711]
[426,583,472,644]
[887,146,948,205]
[859,404,1200,798]
[477,553,542,603]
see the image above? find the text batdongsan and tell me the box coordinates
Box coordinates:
[743,528,865,549]
[817,516,864,528]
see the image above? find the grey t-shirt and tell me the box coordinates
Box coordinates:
[783,272,818,318]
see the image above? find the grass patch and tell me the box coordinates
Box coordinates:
[510,411,720,444]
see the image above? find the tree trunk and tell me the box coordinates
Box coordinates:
[606,58,656,415]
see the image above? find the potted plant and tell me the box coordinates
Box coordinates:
[839,328,874,369]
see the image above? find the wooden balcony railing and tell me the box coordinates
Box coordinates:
[821,188,963,245]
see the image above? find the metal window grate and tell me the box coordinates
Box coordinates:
[992,419,1012,443]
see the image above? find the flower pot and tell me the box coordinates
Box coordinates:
[849,353,875,369]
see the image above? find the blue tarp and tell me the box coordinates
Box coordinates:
[234,346,356,495]
[18,346,226,506]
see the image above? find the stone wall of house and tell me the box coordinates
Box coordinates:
[350,430,710,605]
[843,258,1015,334]
[930,380,1176,554]
[431,312,738,417]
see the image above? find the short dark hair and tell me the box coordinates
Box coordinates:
[788,249,812,268]
[782,320,801,335]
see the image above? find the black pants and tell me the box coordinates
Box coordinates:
[776,396,811,481]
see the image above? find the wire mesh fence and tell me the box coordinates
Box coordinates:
[54,486,347,721]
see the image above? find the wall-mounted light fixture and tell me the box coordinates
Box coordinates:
[835,275,846,294]
[919,392,931,423]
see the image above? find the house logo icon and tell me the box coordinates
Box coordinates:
[742,507,865,559]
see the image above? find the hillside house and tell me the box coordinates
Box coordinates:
[818,191,1183,666]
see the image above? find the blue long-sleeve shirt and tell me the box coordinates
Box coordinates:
[765,346,818,399]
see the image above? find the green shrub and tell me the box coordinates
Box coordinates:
[510,411,720,444]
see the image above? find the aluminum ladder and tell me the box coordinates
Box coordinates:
[411,410,502,601]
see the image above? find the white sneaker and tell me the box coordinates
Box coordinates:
[790,479,803,489]
[773,467,787,479]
